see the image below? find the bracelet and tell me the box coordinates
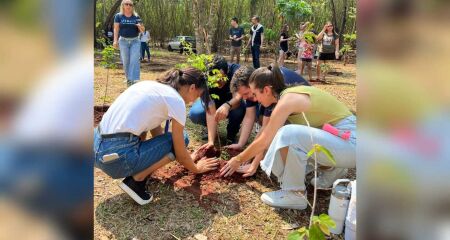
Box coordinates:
[225,101,232,108]
[235,154,243,163]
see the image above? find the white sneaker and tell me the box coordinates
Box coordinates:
[311,168,348,189]
[260,190,308,210]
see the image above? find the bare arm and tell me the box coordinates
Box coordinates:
[113,23,119,45]
[236,106,256,147]
[237,93,311,162]
[206,103,218,145]
[172,120,198,173]
[261,33,264,46]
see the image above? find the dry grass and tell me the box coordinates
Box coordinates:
[94,49,355,240]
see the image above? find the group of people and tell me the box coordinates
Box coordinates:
[95,0,355,210]
[95,53,356,209]
[228,17,340,82]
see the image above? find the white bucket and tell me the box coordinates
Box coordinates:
[344,180,356,240]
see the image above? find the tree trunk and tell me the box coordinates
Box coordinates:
[205,0,219,54]
[330,0,339,33]
[192,0,205,54]
[250,0,258,17]
[212,0,224,53]
[339,0,348,49]
[102,0,122,35]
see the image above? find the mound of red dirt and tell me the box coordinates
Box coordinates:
[194,147,221,160]
[152,159,247,199]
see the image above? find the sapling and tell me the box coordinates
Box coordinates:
[287,112,337,240]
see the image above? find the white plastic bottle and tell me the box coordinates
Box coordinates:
[328,179,351,234]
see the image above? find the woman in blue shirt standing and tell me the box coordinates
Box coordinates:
[113,0,145,86]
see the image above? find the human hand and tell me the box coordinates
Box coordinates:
[242,163,258,177]
[220,156,241,177]
[224,144,243,151]
[335,51,340,60]
[196,157,219,174]
[215,104,230,122]
[113,41,118,49]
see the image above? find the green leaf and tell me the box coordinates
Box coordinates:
[318,223,330,236]
[287,231,301,240]
[318,214,336,229]
[309,224,325,240]
[316,145,336,165]
[210,94,220,100]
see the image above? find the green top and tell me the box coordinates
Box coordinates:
[280,86,352,127]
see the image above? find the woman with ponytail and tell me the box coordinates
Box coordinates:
[94,67,218,205]
[220,64,356,210]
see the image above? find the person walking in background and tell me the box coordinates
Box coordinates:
[229,17,244,64]
[316,21,339,81]
[299,34,316,82]
[248,16,264,69]
[140,28,150,62]
[278,24,291,67]
[295,22,309,71]
[112,0,144,86]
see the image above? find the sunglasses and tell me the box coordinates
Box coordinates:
[124,3,133,6]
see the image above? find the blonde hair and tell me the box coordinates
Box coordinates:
[119,0,139,16]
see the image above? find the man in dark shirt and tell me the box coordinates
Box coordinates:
[189,55,245,147]
[248,16,264,69]
[225,65,310,177]
[229,17,244,64]
[226,65,310,149]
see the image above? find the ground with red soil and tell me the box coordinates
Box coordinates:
[152,158,247,201]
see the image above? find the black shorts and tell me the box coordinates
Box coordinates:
[319,52,336,60]
[280,46,288,53]
[301,58,312,62]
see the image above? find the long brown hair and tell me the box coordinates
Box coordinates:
[248,63,286,97]
[325,21,339,38]
[157,67,211,109]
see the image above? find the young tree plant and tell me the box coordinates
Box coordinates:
[287,112,337,240]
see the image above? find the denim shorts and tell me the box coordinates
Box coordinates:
[93,128,189,179]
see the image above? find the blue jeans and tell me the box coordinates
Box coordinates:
[140,42,150,60]
[251,45,261,69]
[119,37,141,86]
[93,128,189,179]
[189,99,246,142]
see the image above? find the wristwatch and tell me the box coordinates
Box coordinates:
[225,101,232,108]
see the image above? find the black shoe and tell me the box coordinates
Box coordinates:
[119,176,153,205]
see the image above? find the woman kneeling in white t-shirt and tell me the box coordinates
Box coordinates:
[94,67,219,205]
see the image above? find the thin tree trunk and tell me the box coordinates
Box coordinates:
[102,0,122,35]
[330,0,339,33]
[193,0,205,54]
[340,0,348,48]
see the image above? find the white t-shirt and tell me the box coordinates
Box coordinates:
[99,81,186,136]
[140,31,150,42]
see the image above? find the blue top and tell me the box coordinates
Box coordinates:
[114,13,142,38]
[229,27,244,47]
[245,67,310,108]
